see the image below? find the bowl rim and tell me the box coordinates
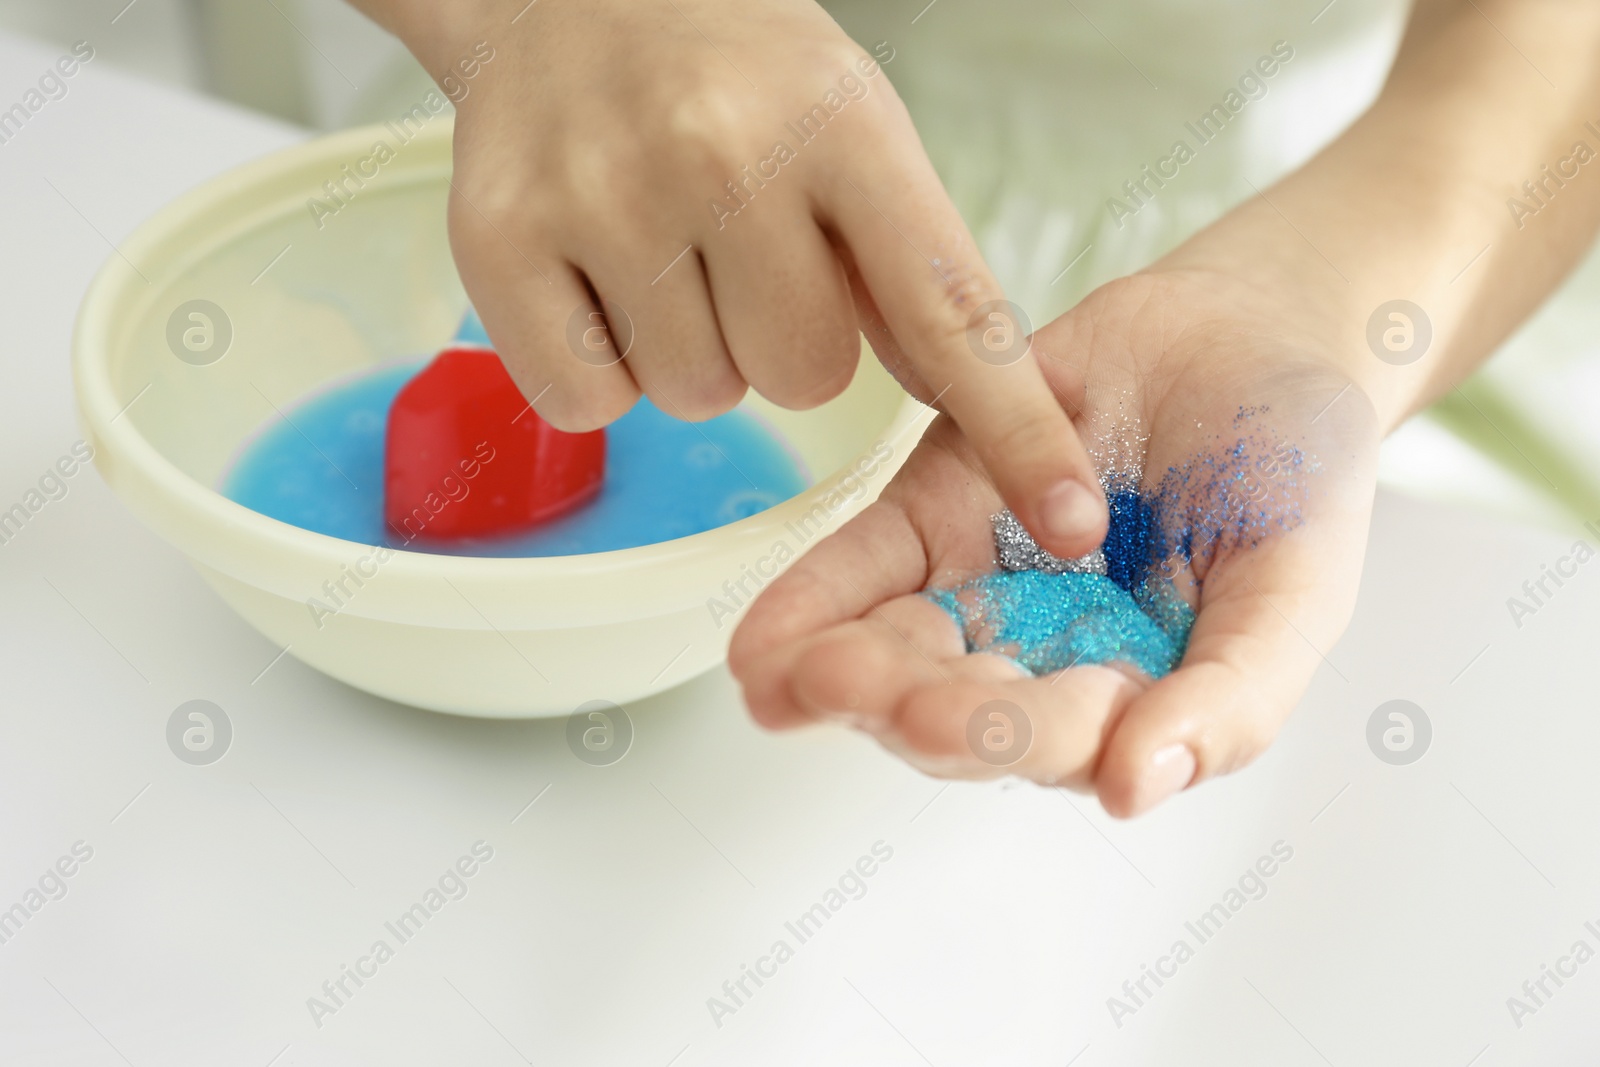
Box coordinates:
[72,119,929,609]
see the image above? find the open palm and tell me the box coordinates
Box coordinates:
[729,269,1381,816]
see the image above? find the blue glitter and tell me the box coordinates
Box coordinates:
[1103,488,1156,592]
[928,570,1192,679]
[925,416,1315,681]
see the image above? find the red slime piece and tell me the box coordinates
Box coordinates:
[384,347,604,542]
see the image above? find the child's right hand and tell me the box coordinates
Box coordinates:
[355,0,1110,558]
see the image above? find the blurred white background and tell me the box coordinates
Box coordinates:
[0,0,425,129]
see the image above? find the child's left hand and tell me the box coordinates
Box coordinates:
[731,0,1600,812]
[729,267,1381,816]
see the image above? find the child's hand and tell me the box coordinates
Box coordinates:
[355,0,1110,557]
[729,268,1382,816]
[729,0,1600,815]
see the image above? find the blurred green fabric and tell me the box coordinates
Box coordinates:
[823,0,1600,526]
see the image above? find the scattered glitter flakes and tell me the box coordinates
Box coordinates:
[992,511,1105,575]
[1146,433,1311,577]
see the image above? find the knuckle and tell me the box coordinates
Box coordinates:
[981,406,1065,464]
[576,138,646,202]
[661,88,759,171]
[450,164,535,241]
[915,283,1010,363]
[805,44,872,97]
[806,38,862,71]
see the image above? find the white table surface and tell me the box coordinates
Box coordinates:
[2,28,1598,1067]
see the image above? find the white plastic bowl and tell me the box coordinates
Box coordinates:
[73,120,929,717]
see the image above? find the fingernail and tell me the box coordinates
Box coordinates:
[1039,479,1102,546]
[1136,744,1196,813]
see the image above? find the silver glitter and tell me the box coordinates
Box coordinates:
[991,510,1106,575]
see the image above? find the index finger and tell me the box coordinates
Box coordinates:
[822,149,1108,559]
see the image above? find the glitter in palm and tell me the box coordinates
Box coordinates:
[929,414,1311,679]
[925,570,1191,679]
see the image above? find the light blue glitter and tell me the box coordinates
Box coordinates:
[928,570,1192,679]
